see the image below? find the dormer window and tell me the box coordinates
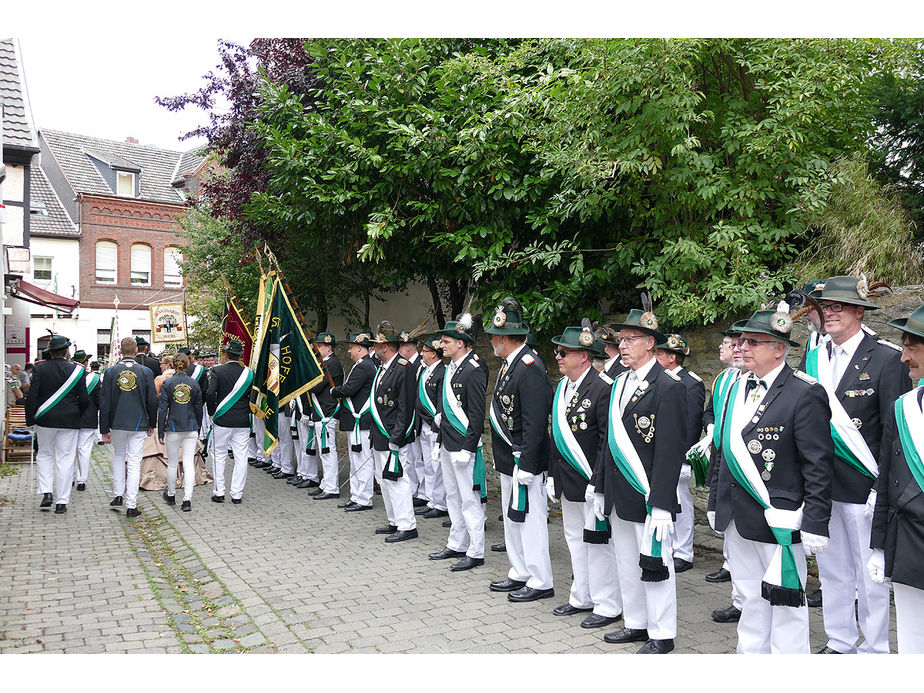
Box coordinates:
[117,171,136,197]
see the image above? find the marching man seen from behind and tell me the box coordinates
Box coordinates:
[157,353,204,512]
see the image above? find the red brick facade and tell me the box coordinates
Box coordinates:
[77,193,187,310]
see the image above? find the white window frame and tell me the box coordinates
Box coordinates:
[116,170,136,197]
[130,244,151,286]
[95,241,117,284]
[164,247,183,287]
[33,256,52,282]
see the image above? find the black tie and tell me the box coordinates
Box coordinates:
[745,378,766,397]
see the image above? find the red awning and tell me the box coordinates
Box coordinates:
[10,279,80,314]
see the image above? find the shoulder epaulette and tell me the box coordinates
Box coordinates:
[877,338,902,352]
[665,370,681,381]
[471,353,480,361]
[398,357,409,366]
[687,370,702,383]
[599,372,614,385]
[793,370,817,384]
[522,353,535,365]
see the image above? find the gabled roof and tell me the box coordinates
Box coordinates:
[171,147,206,186]
[30,167,78,238]
[0,38,38,151]
[40,129,200,205]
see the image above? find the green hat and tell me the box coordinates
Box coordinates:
[738,310,801,347]
[803,278,826,298]
[722,320,747,337]
[817,275,880,310]
[311,330,336,346]
[347,332,374,348]
[484,298,530,336]
[48,334,72,351]
[610,309,666,344]
[552,319,604,358]
[222,339,244,356]
[373,321,401,344]
[420,335,444,355]
[887,303,924,340]
[437,314,476,345]
[177,347,192,356]
[135,335,149,347]
[72,349,88,363]
[657,333,690,357]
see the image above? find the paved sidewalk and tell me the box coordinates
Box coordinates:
[0,446,896,653]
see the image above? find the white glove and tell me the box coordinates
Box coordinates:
[864,490,877,519]
[707,510,717,531]
[430,444,441,462]
[686,433,712,460]
[867,549,887,584]
[801,531,829,556]
[388,442,399,453]
[584,484,596,505]
[647,507,674,543]
[514,467,537,486]
[546,477,558,503]
[450,449,474,466]
[434,413,442,427]
[592,493,606,522]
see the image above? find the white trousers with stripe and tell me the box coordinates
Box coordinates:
[500,473,553,590]
[440,448,485,558]
[347,428,374,506]
[110,429,147,509]
[673,464,694,562]
[74,428,97,484]
[211,426,249,500]
[561,499,622,617]
[36,426,79,505]
[894,582,924,654]
[373,447,415,532]
[418,427,445,510]
[296,416,319,481]
[314,418,339,493]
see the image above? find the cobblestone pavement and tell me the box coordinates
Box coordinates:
[0,446,896,654]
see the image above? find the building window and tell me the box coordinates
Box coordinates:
[33,256,52,281]
[116,171,135,197]
[96,241,117,284]
[131,244,151,286]
[97,329,111,361]
[164,247,183,287]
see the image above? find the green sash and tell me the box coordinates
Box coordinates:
[711,368,739,449]
[85,371,100,395]
[418,363,438,418]
[370,366,401,479]
[36,364,84,420]
[215,367,255,419]
[309,392,341,451]
[442,359,487,503]
[895,389,924,494]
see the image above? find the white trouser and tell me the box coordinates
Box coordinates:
[673,464,694,562]
[111,429,147,509]
[271,413,296,473]
[816,499,891,653]
[894,582,924,654]
[500,473,553,590]
[200,405,212,441]
[440,448,485,559]
[74,428,97,484]
[211,426,249,500]
[314,418,339,493]
[611,514,677,639]
[723,537,744,610]
[35,426,79,504]
[418,427,445,510]
[252,415,269,463]
[726,519,809,653]
[373,447,415,531]
[404,437,424,498]
[348,428,374,506]
[296,416,319,480]
[562,499,622,617]
[165,430,198,501]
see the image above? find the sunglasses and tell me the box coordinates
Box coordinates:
[737,337,781,347]
[554,348,582,357]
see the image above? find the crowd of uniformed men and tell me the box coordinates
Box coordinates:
[20,276,924,654]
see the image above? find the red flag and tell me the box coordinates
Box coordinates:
[221,295,254,365]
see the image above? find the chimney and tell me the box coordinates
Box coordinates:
[125,137,139,145]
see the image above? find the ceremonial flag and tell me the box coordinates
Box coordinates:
[107,314,120,368]
[221,296,254,365]
[251,276,325,454]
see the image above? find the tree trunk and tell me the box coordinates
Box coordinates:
[363,286,371,331]
[448,278,465,318]
[426,275,446,328]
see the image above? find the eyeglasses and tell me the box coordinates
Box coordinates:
[739,337,781,347]
[617,335,646,344]
[820,302,845,314]
[554,348,581,358]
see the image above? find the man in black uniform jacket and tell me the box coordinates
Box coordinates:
[25,334,89,514]
[74,350,100,492]
[415,336,448,518]
[305,331,345,500]
[135,336,162,377]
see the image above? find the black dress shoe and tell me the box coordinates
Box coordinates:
[272,471,294,480]
[54,504,67,514]
[181,501,191,512]
[338,500,357,509]
[313,492,340,500]
[265,466,280,474]
[553,603,593,616]
[490,577,526,592]
[248,458,259,466]
[705,568,731,583]
[305,487,323,496]
[40,493,53,508]
[295,479,313,489]
[76,483,86,492]
[807,589,823,608]
[711,605,741,623]
[508,586,554,602]
[491,542,506,552]
[638,638,674,654]
[422,507,449,518]
[304,479,320,488]
[442,519,452,528]
[385,528,418,543]
[286,475,303,485]
[451,556,484,571]
[429,547,466,560]
[345,504,373,512]
[126,507,142,518]
[603,627,648,644]
[231,497,242,504]
[673,558,693,573]
[375,524,398,534]
[162,491,176,505]
[414,505,431,515]
[412,496,429,508]
[252,460,270,469]
[581,613,621,629]
[109,495,123,507]
[816,645,843,654]
[211,494,225,503]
